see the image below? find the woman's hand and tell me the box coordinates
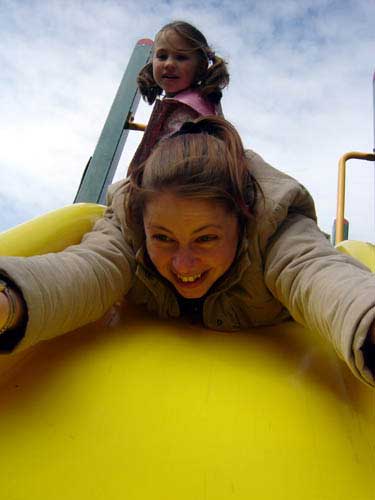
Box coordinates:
[0,290,11,331]
[370,321,375,345]
[0,287,25,333]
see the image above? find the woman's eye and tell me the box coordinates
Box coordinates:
[176,54,189,61]
[196,235,218,243]
[152,234,173,243]
[155,53,167,60]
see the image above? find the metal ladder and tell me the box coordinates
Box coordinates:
[74,38,153,205]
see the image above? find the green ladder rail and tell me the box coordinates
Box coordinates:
[74,38,153,205]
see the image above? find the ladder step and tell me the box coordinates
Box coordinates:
[127,121,147,131]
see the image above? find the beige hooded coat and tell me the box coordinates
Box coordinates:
[0,151,374,386]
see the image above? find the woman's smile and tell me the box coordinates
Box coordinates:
[143,192,239,298]
[173,269,210,289]
[176,271,204,282]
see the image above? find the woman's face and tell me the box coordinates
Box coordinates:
[143,192,239,299]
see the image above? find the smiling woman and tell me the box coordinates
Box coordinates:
[144,193,239,298]
[0,116,375,387]
[126,116,259,301]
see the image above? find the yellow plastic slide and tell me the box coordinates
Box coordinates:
[0,205,374,500]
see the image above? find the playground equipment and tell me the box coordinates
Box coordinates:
[333,72,375,244]
[1,202,375,500]
[74,39,152,204]
[1,41,375,500]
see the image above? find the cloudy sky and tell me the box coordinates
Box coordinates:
[0,0,374,241]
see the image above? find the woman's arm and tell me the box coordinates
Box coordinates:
[264,213,375,386]
[0,184,135,352]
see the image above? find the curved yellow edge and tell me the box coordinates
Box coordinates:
[336,239,375,272]
[0,205,375,500]
[0,203,105,257]
[0,204,105,385]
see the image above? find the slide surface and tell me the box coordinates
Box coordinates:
[0,205,374,500]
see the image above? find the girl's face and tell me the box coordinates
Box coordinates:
[144,192,239,299]
[152,30,201,96]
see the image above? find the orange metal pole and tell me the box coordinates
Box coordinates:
[127,121,147,131]
[335,152,375,244]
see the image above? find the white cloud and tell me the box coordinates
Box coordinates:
[0,0,374,241]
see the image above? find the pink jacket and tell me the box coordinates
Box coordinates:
[166,89,217,115]
[128,90,218,174]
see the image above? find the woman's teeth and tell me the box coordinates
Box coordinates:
[177,273,202,283]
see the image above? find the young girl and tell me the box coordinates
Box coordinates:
[129,20,229,173]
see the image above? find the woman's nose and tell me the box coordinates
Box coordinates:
[172,249,199,274]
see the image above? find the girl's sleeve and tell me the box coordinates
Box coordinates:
[263,212,375,386]
[0,194,134,353]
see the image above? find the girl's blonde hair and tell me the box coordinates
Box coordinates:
[126,116,260,236]
[137,20,230,105]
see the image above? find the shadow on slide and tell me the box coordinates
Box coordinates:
[0,204,374,500]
